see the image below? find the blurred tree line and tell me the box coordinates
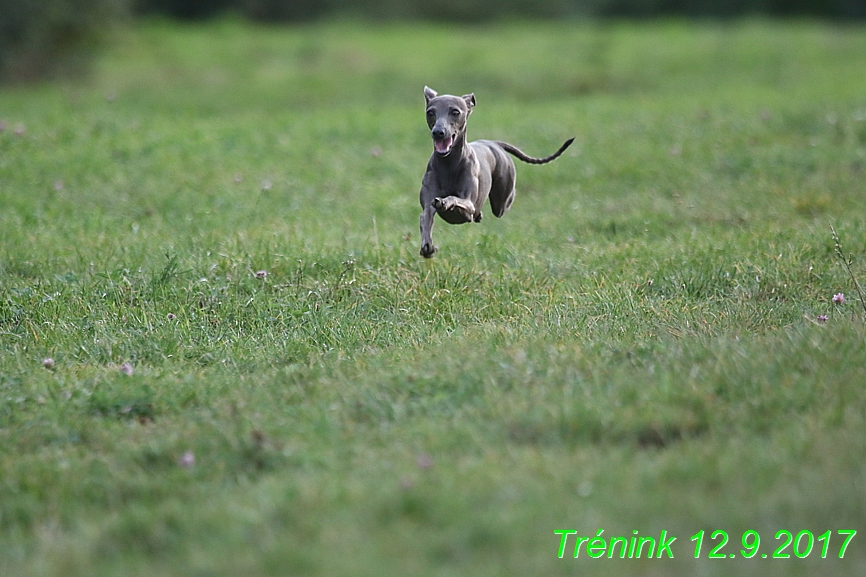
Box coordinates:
[0,0,126,82]
[134,0,866,21]
[2,0,865,83]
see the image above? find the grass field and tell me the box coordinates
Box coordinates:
[2,18,866,576]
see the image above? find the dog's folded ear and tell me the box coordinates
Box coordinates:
[424,86,438,104]
[462,93,476,111]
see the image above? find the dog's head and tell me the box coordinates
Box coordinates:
[424,86,475,157]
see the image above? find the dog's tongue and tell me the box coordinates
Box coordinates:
[434,135,454,154]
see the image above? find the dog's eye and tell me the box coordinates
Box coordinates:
[450,109,461,117]
[426,109,435,119]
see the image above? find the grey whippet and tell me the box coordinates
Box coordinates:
[418,86,574,258]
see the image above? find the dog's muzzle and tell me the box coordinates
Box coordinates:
[432,125,455,156]
[433,133,455,156]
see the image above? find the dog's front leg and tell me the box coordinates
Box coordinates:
[420,204,437,258]
[432,196,481,223]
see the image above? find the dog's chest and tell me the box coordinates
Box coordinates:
[427,156,478,195]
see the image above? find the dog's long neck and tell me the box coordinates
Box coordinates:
[431,133,471,190]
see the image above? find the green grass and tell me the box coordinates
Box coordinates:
[2,18,866,576]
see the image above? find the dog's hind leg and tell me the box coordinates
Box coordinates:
[488,184,515,218]
[484,145,517,218]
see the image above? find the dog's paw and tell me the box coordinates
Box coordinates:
[473,211,482,223]
[432,197,446,211]
[420,242,438,258]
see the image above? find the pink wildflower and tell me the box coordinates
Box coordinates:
[416,454,434,470]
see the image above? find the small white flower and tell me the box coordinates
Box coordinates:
[178,451,195,468]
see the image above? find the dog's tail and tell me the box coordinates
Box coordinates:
[497,137,575,165]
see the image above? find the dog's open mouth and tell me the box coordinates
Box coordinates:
[434,134,455,156]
